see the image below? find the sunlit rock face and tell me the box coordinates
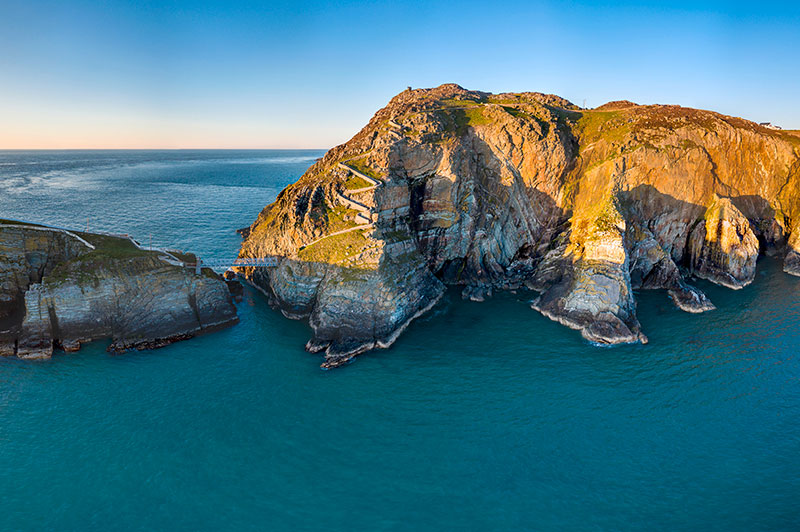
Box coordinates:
[238,84,800,367]
[688,195,760,289]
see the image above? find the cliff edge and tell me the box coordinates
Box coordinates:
[0,221,238,358]
[237,84,800,368]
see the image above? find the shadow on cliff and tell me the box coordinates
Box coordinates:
[406,134,569,286]
[621,184,785,261]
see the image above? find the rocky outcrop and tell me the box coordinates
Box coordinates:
[533,190,646,345]
[688,195,760,289]
[0,223,238,359]
[784,230,800,276]
[238,84,800,367]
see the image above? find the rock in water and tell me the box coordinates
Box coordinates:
[688,195,760,289]
[0,222,238,358]
[237,84,800,367]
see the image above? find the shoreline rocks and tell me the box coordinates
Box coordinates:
[0,223,238,359]
[237,83,800,368]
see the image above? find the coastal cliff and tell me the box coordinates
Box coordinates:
[238,84,800,368]
[0,222,238,358]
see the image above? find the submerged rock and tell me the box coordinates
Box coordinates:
[236,84,800,367]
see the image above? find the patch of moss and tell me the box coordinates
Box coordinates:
[43,233,163,286]
[487,96,520,105]
[325,204,359,233]
[74,232,151,259]
[593,200,624,233]
[297,229,372,264]
[438,106,491,136]
[439,98,482,108]
[501,105,526,119]
[575,110,632,146]
[345,157,382,181]
[169,250,197,264]
[344,175,373,190]
[201,267,221,280]
[338,267,372,283]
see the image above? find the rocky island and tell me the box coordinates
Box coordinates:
[0,220,238,358]
[237,84,800,368]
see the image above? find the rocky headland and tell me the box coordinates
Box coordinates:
[0,221,238,358]
[236,84,800,368]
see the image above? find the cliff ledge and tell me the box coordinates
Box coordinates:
[237,84,800,368]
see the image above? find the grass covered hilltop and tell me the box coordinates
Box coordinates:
[236,84,800,368]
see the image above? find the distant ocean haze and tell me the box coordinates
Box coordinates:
[0,149,326,259]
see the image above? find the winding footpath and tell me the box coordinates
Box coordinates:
[300,160,384,252]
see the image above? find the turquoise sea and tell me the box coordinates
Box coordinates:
[1,150,799,531]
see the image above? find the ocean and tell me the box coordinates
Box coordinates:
[1,150,798,531]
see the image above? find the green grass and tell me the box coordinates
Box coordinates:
[344,175,373,190]
[464,107,491,125]
[437,106,492,136]
[298,229,372,264]
[44,233,164,285]
[501,105,525,118]
[201,267,222,280]
[574,110,631,145]
[345,157,382,181]
[325,204,359,233]
[169,250,197,263]
[74,232,151,260]
[439,98,482,108]
[487,96,520,105]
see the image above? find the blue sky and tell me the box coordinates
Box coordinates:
[1,0,798,148]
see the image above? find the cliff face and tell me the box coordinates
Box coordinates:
[0,223,238,358]
[238,84,800,368]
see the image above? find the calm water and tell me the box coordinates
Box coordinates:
[1,150,799,531]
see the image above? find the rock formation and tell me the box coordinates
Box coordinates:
[237,84,800,368]
[0,222,238,358]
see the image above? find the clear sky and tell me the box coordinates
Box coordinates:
[1,0,798,149]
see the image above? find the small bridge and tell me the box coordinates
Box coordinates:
[192,256,279,274]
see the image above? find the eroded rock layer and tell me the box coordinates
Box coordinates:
[0,223,238,358]
[238,84,800,367]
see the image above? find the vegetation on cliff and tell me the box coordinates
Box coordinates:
[238,84,800,368]
[0,223,237,359]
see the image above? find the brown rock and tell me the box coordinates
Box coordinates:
[236,84,800,366]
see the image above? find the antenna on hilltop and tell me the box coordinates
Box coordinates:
[583,99,586,109]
